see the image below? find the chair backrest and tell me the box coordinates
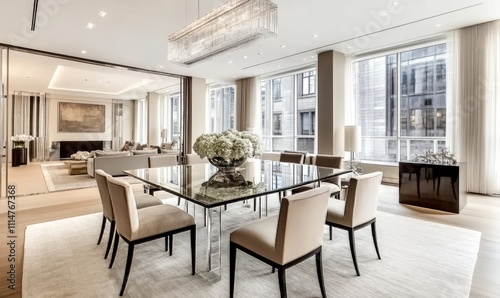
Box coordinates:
[260,152,280,161]
[344,171,383,227]
[106,176,139,241]
[279,152,304,164]
[314,154,343,186]
[186,153,207,164]
[95,169,114,221]
[149,155,178,168]
[275,186,330,264]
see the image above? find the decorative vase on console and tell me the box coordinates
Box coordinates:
[11,134,34,149]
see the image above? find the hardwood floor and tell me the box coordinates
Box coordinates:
[0,164,499,297]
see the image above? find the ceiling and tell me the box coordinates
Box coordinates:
[1,0,499,99]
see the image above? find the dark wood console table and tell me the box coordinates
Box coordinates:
[399,162,466,213]
[12,148,28,167]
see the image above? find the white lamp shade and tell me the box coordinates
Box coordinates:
[345,126,361,152]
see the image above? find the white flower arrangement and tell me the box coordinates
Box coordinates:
[193,129,262,161]
[70,151,91,160]
[11,134,35,142]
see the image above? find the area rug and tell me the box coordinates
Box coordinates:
[23,205,480,298]
[40,162,142,191]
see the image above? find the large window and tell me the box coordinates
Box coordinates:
[353,43,447,162]
[160,93,180,144]
[261,68,316,153]
[209,85,235,133]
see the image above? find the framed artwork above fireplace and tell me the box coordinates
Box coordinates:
[58,102,105,132]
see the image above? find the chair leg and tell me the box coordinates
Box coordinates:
[104,220,115,259]
[253,198,257,212]
[190,227,196,275]
[97,215,106,245]
[119,244,135,296]
[329,226,333,241]
[348,229,360,276]
[177,196,181,206]
[371,222,381,260]
[229,243,237,298]
[278,268,287,298]
[315,250,327,298]
[109,231,120,269]
[169,235,173,256]
[165,236,168,252]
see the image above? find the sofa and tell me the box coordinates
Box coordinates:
[87,149,159,177]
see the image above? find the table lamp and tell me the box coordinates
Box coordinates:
[345,125,361,174]
[161,128,168,143]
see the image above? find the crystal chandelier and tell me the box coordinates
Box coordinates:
[168,0,278,65]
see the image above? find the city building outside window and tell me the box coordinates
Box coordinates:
[209,85,235,133]
[261,68,316,153]
[353,43,447,163]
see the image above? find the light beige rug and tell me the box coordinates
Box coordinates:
[40,162,142,192]
[23,203,480,298]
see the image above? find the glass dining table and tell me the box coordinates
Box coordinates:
[124,158,351,281]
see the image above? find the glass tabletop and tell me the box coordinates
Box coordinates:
[125,159,351,208]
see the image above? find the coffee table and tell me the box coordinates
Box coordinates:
[64,160,87,175]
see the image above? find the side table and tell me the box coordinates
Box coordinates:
[64,160,88,175]
[12,148,27,167]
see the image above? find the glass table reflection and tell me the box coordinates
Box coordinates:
[124,159,350,280]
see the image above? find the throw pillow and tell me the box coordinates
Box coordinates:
[132,149,157,155]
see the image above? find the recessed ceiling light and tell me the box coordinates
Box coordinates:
[436,23,441,27]
[81,50,87,54]
[392,1,399,6]
[86,22,95,29]
[243,55,248,59]
[303,58,306,60]
[310,55,315,58]
[281,45,286,48]
[159,65,164,68]
[229,60,233,63]
[312,34,318,38]
[99,11,107,17]
[278,64,281,67]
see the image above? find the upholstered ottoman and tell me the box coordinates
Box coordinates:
[65,160,88,175]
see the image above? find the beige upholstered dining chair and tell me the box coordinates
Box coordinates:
[186,153,207,164]
[230,186,331,298]
[107,176,196,296]
[145,155,180,202]
[279,151,305,164]
[95,169,163,260]
[292,154,343,198]
[325,171,383,276]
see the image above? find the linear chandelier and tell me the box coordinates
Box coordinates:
[168,0,278,66]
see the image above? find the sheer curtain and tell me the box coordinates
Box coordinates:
[235,77,259,133]
[449,20,500,194]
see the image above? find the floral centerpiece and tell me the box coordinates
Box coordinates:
[193,129,262,170]
[11,134,35,148]
[70,151,91,160]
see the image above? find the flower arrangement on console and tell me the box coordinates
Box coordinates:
[11,134,35,148]
[193,129,262,162]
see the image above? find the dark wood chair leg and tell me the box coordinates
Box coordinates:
[348,229,360,276]
[315,250,327,298]
[109,231,120,269]
[371,222,381,259]
[230,243,237,298]
[164,236,168,252]
[329,226,333,241]
[253,198,257,211]
[169,235,173,256]
[278,268,287,298]
[104,220,115,259]
[177,196,181,205]
[97,216,106,245]
[119,244,135,296]
[190,227,196,275]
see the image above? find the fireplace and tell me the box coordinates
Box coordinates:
[59,141,104,159]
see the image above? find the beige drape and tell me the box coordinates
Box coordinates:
[235,77,259,132]
[449,20,500,194]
